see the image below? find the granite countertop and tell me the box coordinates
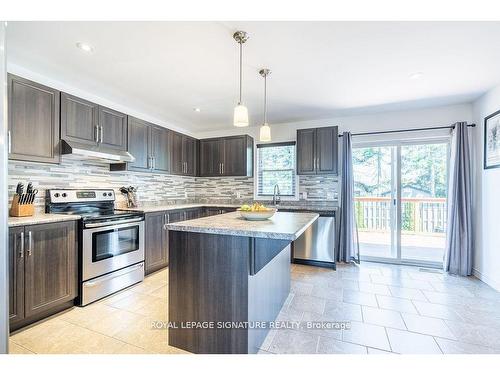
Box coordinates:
[8,213,81,227]
[166,211,319,240]
[121,203,239,213]
[122,202,337,213]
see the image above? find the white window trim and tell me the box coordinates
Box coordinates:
[254,142,300,202]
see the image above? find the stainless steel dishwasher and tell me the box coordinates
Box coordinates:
[290,211,336,269]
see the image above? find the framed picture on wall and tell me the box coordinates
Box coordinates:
[484,109,500,169]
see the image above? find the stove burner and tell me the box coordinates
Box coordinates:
[45,189,143,223]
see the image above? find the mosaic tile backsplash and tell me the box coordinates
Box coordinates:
[8,158,197,211]
[8,159,339,212]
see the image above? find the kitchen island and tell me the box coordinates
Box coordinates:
[166,211,319,354]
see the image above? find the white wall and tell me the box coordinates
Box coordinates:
[194,103,473,143]
[471,84,500,291]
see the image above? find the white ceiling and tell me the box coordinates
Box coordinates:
[7,21,500,133]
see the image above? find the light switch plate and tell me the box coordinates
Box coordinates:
[302,192,307,200]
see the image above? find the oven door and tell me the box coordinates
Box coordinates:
[82,219,145,281]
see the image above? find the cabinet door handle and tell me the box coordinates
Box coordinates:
[19,231,24,258]
[222,163,224,175]
[7,130,11,154]
[94,125,99,142]
[147,156,150,169]
[26,231,32,257]
[99,126,104,143]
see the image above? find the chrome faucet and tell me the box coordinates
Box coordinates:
[273,184,281,206]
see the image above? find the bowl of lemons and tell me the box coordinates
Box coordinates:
[237,203,277,221]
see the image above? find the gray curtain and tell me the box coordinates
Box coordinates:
[444,122,472,276]
[337,132,359,263]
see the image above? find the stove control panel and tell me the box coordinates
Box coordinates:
[48,189,115,203]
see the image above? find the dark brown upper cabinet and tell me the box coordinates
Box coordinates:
[61,93,127,151]
[8,74,60,164]
[171,131,197,176]
[98,106,128,150]
[199,138,224,177]
[199,135,253,177]
[125,116,151,172]
[60,93,99,146]
[111,116,170,173]
[150,125,171,173]
[297,126,338,175]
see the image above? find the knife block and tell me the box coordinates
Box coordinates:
[10,195,35,217]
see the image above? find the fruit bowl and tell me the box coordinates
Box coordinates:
[238,208,277,221]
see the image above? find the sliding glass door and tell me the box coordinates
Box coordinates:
[352,146,398,260]
[400,143,449,263]
[353,140,449,266]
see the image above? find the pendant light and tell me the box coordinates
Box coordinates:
[233,31,249,127]
[259,68,272,142]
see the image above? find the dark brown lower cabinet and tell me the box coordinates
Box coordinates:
[9,227,24,326]
[204,207,237,217]
[144,207,237,275]
[9,221,77,331]
[145,212,169,275]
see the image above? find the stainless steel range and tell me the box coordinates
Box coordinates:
[46,189,145,306]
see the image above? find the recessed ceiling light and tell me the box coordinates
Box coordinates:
[193,108,201,112]
[409,72,424,80]
[76,42,94,53]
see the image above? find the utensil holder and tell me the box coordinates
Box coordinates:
[10,195,35,217]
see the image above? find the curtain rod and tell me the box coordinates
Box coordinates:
[338,123,476,137]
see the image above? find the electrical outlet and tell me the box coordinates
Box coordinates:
[302,192,307,200]
[236,191,241,199]
[185,191,188,199]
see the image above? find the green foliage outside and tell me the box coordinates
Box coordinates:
[258,145,295,196]
[352,144,448,198]
[353,144,448,232]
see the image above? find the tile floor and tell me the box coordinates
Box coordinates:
[9,262,500,354]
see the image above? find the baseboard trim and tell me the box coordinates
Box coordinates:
[472,267,500,292]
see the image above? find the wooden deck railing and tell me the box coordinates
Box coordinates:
[354,197,447,234]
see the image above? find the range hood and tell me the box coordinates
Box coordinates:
[61,140,135,163]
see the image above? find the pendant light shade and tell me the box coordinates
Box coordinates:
[260,123,271,142]
[234,104,249,127]
[233,31,249,127]
[259,68,272,142]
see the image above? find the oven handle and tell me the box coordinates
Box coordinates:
[84,217,144,228]
[85,263,144,287]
